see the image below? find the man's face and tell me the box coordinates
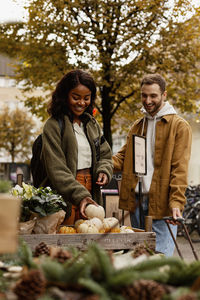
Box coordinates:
[141,83,167,117]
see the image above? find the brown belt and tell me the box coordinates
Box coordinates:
[76,168,91,175]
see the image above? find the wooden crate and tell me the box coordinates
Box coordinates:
[21,231,156,251]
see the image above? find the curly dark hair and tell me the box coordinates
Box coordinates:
[48,69,96,119]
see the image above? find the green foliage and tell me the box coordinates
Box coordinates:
[78,278,111,300]
[132,256,185,272]
[0,180,12,193]
[0,106,38,162]
[18,239,37,269]
[0,0,199,146]
[85,243,115,282]
[167,260,200,286]
[24,187,67,217]
[162,287,196,300]
[37,296,54,300]
[0,270,10,293]
[11,183,67,221]
[41,259,66,283]
[2,241,200,298]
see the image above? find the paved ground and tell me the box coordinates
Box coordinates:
[173,232,200,262]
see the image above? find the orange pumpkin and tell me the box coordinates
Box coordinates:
[58,226,76,234]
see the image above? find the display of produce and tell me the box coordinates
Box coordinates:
[58,218,134,234]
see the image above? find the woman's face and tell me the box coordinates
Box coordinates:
[68,84,91,121]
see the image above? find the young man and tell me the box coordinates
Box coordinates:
[112,74,192,256]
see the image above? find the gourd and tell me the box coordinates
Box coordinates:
[58,226,77,234]
[102,217,119,232]
[77,223,99,234]
[74,219,85,229]
[85,217,103,230]
[110,228,121,233]
[120,226,134,233]
[85,204,105,221]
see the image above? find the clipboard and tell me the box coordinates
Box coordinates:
[132,134,147,228]
[132,134,147,175]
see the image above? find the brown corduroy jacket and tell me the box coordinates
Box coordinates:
[112,114,192,219]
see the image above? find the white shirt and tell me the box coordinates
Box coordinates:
[73,122,92,170]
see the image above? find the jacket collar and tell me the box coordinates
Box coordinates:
[135,114,174,126]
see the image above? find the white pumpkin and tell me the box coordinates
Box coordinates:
[103,217,119,232]
[85,204,105,221]
[74,219,85,229]
[77,222,99,234]
[120,226,134,233]
[85,217,103,230]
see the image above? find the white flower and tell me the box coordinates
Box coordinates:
[11,185,23,197]
[22,182,33,200]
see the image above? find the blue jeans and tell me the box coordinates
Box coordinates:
[130,195,177,257]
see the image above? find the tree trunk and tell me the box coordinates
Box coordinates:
[102,112,112,149]
[101,84,113,149]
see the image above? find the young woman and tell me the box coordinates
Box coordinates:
[41,70,113,224]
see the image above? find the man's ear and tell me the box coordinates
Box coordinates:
[163,91,167,99]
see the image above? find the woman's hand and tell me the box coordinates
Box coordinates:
[79,197,98,219]
[96,172,108,186]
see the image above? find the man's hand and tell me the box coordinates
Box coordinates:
[96,172,108,186]
[168,208,182,225]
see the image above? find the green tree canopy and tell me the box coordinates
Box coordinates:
[0,0,199,147]
[0,107,37,162]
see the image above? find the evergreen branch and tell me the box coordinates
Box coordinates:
[88,243,114,282]
[132,256,186,272]
[18,239,37,269]
[41,258,66,283]
[78,278,111,300]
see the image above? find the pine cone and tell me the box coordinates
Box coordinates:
[13,269,46,300]
[53,248,72,263]
[132,244,152,258]
[122,279,167,300]
[34,241,50,257]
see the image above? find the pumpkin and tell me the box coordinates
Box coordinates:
[77,223,99,234]
[110,228,121,233]
[74,219,85,229]
[58,226,76,234]
[102,217,119,232]
[85,204,105,221]
[86,217,103,230]
[120,226,134,233]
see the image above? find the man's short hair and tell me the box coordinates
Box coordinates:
[141,74,166,94]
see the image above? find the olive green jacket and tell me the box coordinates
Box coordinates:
[41,113,113,216]
[112,114,192,219]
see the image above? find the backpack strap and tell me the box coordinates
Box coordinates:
[58,118,64,138]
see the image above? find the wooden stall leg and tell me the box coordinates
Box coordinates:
[145,216,152,232]
[17,174,23,187]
